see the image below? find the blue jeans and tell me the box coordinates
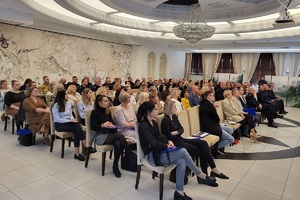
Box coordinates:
[147,148,201,191]
[219,125,234,149]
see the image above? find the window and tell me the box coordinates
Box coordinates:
[190,53,203,75]
[147,52,156,78]
[216,53,234,73]
[250,53,276,84]
[159,53,167,78]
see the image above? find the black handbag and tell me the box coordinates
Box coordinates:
[17,128,32,146]
[121,151,137,172]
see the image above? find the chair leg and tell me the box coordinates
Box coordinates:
[32,134,36,145]
[85,149,91,168]
[68,138,71,147]
[50,135,55,152]
[61,138,65,158]
[152,171,158,179]
[12,118,15,134]
[109,150,113,159]
[102,152,106,176]
[159,173,164,200]
[214,142,219,159]
[4,116,8,131]
[135,165,142,189]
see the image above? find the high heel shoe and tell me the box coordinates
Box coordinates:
[250,134,260,144]
[174,190,193,200]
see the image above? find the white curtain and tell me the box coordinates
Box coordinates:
[232,53,260,82]
[184,53,192,80]
[273,53,300,76]
[201,53,222,82]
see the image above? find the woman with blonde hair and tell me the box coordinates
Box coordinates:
[222,90,261,143]
[77,88,94,126]
[115,92,137,142]
[67,84,81,107]
[46,81,56,96]
[96,86,113,106]
[23,86,51,145]
[51,83,65,102]
[170,88,183,111]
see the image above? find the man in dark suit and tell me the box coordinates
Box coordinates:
[265,83,288,115]
[247,87,281,128]
[199,91,234,151]
[257,84,279,112]
[215,82,226,101]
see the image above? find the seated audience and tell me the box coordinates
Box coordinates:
[180,89,191,110]
[46,81,56,96]
[67,84,82,107]
[188,85,202,107]
[113,88,122,106]
[123,86,136,104]
[246,87,280,128]
[39,76,50,95]
[199,91,234,151]
[96,86,113,106]
[51,83,65,102]
[137,101,218,200]
[266,83,288,114]
[91,95,132,178]
[170,88,183,111]
[222,90,261,143]
[115,92,137,143]
[23,86,50,145]
[77,88,94,126]
[162,100,229,178]
[160,90,171,107]
[19,78,32,91]
[52,90,92,161]
[149,93,164,115]
[0,80,9,118]
[4,80,25,130]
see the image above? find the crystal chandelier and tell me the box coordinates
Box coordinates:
[173,3,215,44]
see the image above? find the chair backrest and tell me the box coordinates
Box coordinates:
[187,107,200,135]
[131,103,139,111]
[49,102,55,135]
[46,94,52,105]
[177,109,191,137]
[108,106,118,124]
[84,109,93,145]
[73,100,80,123]
[214,100,225,121]
[91,92,96,101]
[134,122,144,165]
[155,114,164,134]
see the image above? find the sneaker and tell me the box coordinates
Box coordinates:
[218,150,225,155]
[74,154,85,161]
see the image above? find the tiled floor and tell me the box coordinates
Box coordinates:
[0,107,299,200]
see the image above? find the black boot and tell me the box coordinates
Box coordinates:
[113,163,121,178]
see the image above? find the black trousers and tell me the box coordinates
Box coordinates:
[55,122,85,147]
[174,138,216,174]
[238,114,255,129]
[274,99,285,112]
[260,104,276,124]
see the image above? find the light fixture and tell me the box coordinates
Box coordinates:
[173,3,215,44]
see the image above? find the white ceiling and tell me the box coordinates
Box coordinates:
[1,0,300,52]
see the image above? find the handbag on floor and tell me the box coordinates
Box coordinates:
[17,128,32,146]
[121,151,137,172]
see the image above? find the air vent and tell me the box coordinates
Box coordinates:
[208,2,229,9]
